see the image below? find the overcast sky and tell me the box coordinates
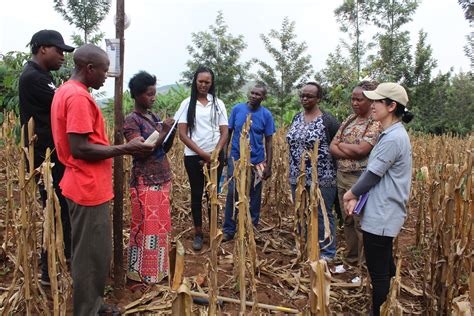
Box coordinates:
[1,0,471,97]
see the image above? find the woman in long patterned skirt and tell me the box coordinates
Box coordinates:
[124,71,176,285]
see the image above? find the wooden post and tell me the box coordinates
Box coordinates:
[113,0,126,287]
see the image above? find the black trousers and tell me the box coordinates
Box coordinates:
[184,152,224,229]
[363,230,396,316]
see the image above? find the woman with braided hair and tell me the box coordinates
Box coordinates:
[177,66,228,251]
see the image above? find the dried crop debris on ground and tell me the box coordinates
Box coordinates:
[0,121,472,315]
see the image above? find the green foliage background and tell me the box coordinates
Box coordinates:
[0,1,472,135]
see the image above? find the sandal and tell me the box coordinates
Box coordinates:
[98,303,121,316]
[127,282,150,294]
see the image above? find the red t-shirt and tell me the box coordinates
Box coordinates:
[51,80,113,206]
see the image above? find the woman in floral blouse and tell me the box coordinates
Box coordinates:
[329,81,381,265]
[123,71,176,286]
[287,82,340,261]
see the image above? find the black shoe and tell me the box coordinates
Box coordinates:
[222,233,234,242]
[98,303,121,315]
[193,234,203,251]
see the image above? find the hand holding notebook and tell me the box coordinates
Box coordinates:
[353,192,369,215]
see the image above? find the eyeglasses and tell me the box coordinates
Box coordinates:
[299,94,317,99]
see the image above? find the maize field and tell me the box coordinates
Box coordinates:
[0,113,472,315]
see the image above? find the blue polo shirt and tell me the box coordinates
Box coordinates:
[228,103,275,164]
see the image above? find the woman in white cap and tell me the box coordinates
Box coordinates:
[342,82,414,316]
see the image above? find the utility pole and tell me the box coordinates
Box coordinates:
[113,0,125,288]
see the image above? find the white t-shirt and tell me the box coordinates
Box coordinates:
[176,94,228,156]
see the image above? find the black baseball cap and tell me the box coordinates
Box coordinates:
[30,30,75,52]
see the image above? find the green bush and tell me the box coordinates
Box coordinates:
[0,52,30,118]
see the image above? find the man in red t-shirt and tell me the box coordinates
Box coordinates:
[51,44,154,316]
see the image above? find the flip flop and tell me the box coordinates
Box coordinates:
[127,283,150,294]
[98,303,121,316]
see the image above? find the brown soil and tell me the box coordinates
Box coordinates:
[99,197,425,315]
[0,152,426,315]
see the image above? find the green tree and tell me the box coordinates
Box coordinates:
[255,17,313,120]
[410,72,450,134]
[102,84,191,125]
[53,0,111,46]
[368,0,420,83]
[0,52,31,116]
[444,72,474,134]
[458,0,473,73]
[316,46,358,88]
[334,0,374,78]
[412,30,437,85]
[409,71,473,136]
[409,29,438,131]
[181,11,250,102]
[314,46,358,122]
[458,0,474,21]
[154,84,190,118]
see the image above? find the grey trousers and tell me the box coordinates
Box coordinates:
[66,199,112,316]
[337,170,364,264]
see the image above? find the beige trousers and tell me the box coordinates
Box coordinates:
[337,170,364,264]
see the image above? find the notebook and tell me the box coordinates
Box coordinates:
[353,192,369,215]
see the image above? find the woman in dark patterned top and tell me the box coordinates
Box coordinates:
[286,82,340,261]
[330,81,381,265]
[123,71,176,286]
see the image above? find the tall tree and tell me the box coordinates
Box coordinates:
[314,46,358,122]
[458,0,474,73]
[334,0,374,79]
[368,0,420,83]
[316,46,358,88]
[458,0,474,22]
[412,30,437,85]
[255,17,313,119]
[410,71,473,135]
[444,72,474,134]
[409,30,438,131]
[53,0,111,45]
[181,11,250,101]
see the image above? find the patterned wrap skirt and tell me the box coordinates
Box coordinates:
[127,178,171,283]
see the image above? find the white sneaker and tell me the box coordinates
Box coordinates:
[320,255,335,263]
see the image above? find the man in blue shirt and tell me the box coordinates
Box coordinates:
[223,84,275,241]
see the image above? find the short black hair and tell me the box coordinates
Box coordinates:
[304,82,323,99]
[31,45,40,55]
[31,44,52,55]
[129,71,157,99]
[356,80,378,91]
[254,83,267,96]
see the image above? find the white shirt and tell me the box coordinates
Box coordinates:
[176,94,228,156]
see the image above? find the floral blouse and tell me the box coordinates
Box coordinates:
[124,111,172,187]
[334,114,382,172]
[287,112,337,188]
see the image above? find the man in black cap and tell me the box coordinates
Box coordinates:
[19,29,75,286]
